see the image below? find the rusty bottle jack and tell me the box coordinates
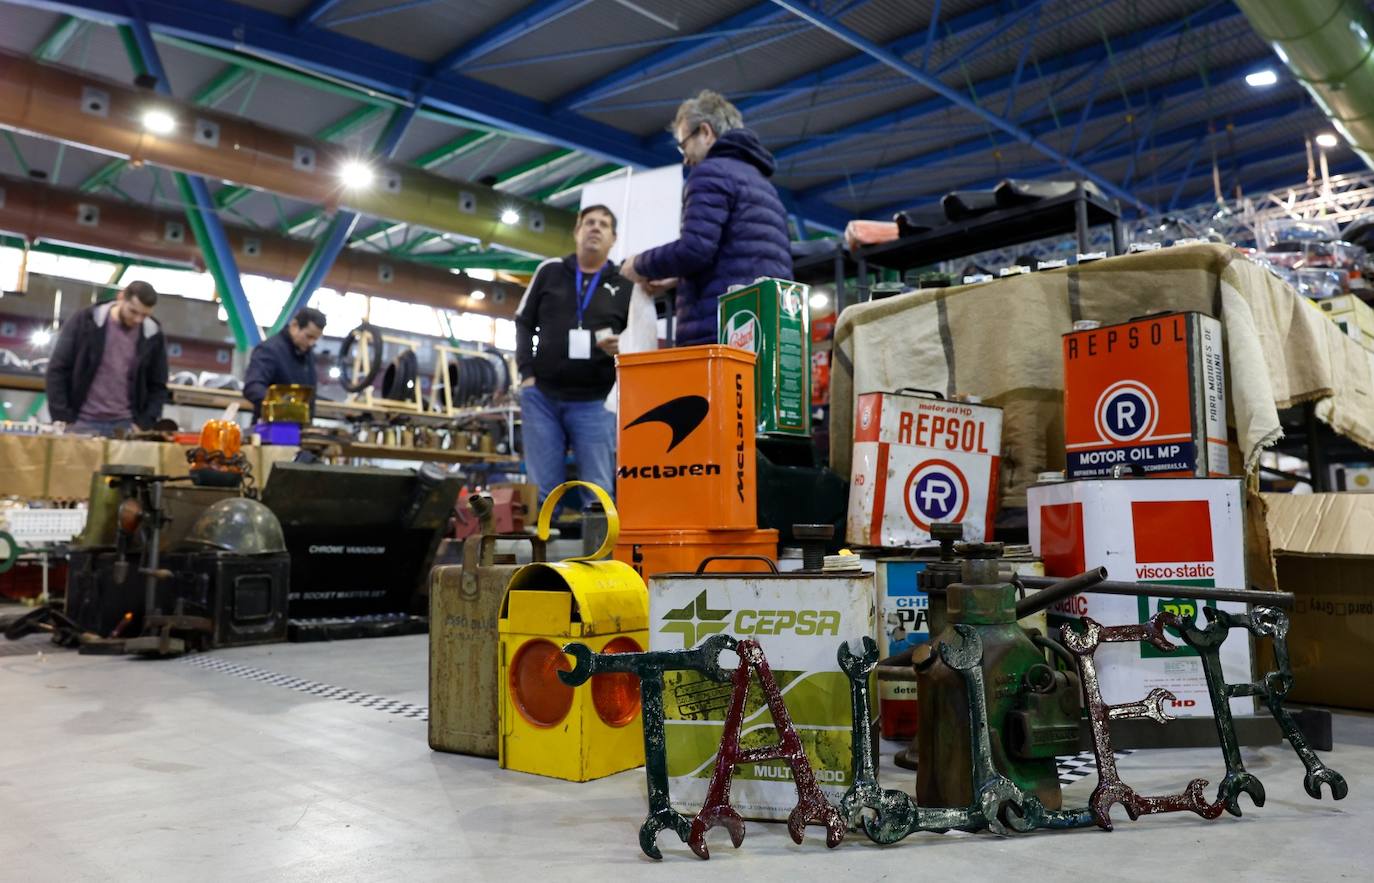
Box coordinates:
[916,544,1069,812]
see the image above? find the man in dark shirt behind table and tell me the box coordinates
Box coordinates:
[243,307,326,419]
[514,205,631,507]
[45,280,169,435]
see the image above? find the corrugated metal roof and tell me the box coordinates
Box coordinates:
[0,0,1352,257]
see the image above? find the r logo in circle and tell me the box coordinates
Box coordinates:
[903,459,969,531]
[1094,380,1159,443]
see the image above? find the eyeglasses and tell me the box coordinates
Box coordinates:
[675,126,702,156]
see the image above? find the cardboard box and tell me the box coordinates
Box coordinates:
[1319,293,1374,343]
[846,390,1002,547]
[1063,312,1227,478]
[1029,477,1251,716]
[651,569,874,820]
[616,345,757,531]
[718,278,810,436]
[1262,493,1374,711]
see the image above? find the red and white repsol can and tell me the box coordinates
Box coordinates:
[846,389,1002,548]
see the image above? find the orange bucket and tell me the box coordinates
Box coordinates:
[613,527,778,581]
[615,345,757,531]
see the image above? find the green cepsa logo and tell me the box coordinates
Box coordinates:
[659,590,842,649]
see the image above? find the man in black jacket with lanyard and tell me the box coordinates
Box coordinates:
[514,204,631,507]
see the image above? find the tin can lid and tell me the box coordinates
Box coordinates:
[1036,471,1066,483]
[1072,320,1101,331]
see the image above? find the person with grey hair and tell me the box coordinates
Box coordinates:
[619,89,792,345]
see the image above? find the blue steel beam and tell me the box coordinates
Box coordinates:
[794,55,1276,200]
[430,0,592,73]
[293,0,348,32]
[13,0,853,230]
[769,2,1240,164]
[767,0,1148,211]
[552,2,791,112]
[738,0,1042,126]
[465,22,793,74]
[271,104,418,335]
[121,14,261,348]
[324,0,445,28]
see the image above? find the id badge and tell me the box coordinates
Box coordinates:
[568,328,592,360]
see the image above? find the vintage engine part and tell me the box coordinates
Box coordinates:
[688,639,846,860]
[558,633,738,860]
[1063,614,1226,830]
[916,544,1079,811]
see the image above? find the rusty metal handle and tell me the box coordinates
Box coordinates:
[694,555,779,574]
[1017,575,1295,610]
[1014,567,1108,619]
[892,387,945,400]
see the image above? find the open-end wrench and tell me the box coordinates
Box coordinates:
[1173,609,1267,816]
[837,636,919,844]
[939,625,1045,835]
[688,640,846,860]
[1062,614,1225,831]
[560,633,738,860]
[1215,607,1348,802]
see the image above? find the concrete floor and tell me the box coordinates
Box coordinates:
[1,631,1369,882]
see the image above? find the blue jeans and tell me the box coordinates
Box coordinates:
[520,384,617,508]
[70,418,132,436]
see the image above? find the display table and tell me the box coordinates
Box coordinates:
[830,244,1374,506]
[0,434,299,501]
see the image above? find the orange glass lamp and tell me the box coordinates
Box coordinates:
[497,481,648,782]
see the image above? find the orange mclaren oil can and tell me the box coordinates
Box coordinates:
[615,345,758,531]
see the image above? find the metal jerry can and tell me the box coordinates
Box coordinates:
[915,544,1079,812]
[429,493,546,757]
[498,481,649,782]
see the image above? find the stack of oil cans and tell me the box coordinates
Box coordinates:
[1030,311,1250,713]
[612,345,778,578]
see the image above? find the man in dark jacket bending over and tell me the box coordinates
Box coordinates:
[46,280,168,435]
[243,307,325,418]
[619,89,792,345]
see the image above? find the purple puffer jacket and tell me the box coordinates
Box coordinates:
[636,128,792,346]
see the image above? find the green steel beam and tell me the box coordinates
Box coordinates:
[158,35,539,141]
[494,148,575,189]
[32,15,86,61]
[395,231,442,254]
[215,104,386,210]
[412,131,496,170]
[3,131,31,176]
[78,159,125,193]
[0,234,195,272]
[528,163,623,201]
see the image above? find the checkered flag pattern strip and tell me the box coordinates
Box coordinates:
[181,655,428,721]
[1056,749,1133,784]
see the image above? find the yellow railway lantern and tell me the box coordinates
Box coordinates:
[498,481,649,781]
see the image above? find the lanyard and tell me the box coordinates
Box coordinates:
[574,265,604,328]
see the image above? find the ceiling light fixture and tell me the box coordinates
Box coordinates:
[470,290,486,301]
[339,160,376,189]
[809,292,830,309]
[141,108,176,135]
[328,366,342,379]
[1316,132,1339,149]
[500,208,521,225]
[30,328,52,347]
[1245,69,1277,88]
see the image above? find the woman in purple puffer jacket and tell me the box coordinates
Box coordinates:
[620,90,793,346]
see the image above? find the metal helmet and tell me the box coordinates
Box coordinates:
[184,497,286,555]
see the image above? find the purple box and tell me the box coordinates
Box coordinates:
[253,422,301,446]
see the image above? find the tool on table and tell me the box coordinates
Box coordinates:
[838,636,918,843]
[1197,607,1348,802]
[688,639,846,860]
[559,634,739,861]
[1063,614,1225,830]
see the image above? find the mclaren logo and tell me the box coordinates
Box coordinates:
[619,395,718,479]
